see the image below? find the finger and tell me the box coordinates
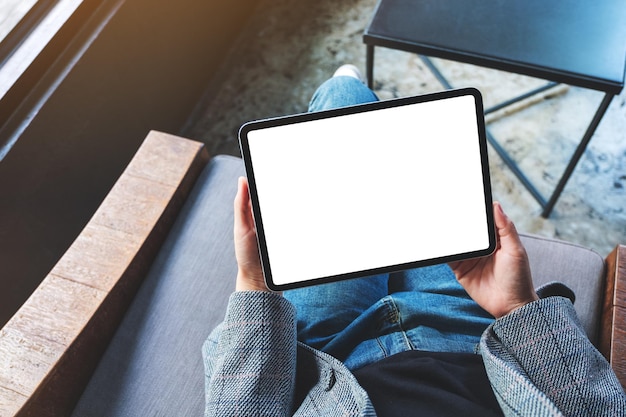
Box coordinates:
[239,176,250,201]
[234,177,244,227]
[241,178,257,232]
[493,202,520,243]
[234,177,252,234]
[493,202,528,262]
[449,256,482,280]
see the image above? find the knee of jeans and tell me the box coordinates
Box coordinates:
[308,77,378,112]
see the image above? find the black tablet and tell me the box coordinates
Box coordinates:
[239,88,496,291]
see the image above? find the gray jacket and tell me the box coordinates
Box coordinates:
[203,292,626,416]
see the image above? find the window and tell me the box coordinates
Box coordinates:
[0,1,58,64]
[0,0,88,158]
[0,0,40,42]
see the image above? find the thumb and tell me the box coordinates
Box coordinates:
[234,177,254,233]
[493,202,527,261]
[494,202,519,242]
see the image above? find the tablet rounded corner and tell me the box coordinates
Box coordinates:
[264,276,283,293]
[486,239,498,258]
[462,86,483,101]
[238,120,254,137]
[483,225,498,258]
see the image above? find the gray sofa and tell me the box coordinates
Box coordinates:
[1,132,624,416]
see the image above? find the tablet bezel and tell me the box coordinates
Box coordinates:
[239,87,496,291]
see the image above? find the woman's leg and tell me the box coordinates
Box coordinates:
[387,265,494,353]
[283,277,388,354]
[308,74,378,112]
[314,265,495,369]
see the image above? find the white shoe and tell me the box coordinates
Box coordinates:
[333,64,365,83]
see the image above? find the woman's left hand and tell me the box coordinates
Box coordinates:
[233,177,269,292]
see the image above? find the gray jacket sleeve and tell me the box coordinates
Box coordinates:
[203,291,298,416]
[480,296,626,417]
[203,291,376,417]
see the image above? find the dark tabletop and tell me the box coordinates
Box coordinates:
[365,0,626,92]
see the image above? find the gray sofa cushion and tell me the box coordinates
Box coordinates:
[72,154,606,415]
[520,233,605,344]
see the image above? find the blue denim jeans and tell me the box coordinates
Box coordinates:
[284,76,494,370]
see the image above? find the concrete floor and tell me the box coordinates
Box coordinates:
[188,0,626,256]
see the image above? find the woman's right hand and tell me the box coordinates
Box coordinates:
[449,202,538,318]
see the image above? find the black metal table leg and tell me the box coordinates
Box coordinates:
[485,129,548,208]
[366,44,374,89]
[541,92,615,217]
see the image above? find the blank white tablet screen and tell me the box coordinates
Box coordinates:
[245,92,491,288]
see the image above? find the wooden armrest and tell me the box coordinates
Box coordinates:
[0,131,209,416]
[601,244,626,389]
